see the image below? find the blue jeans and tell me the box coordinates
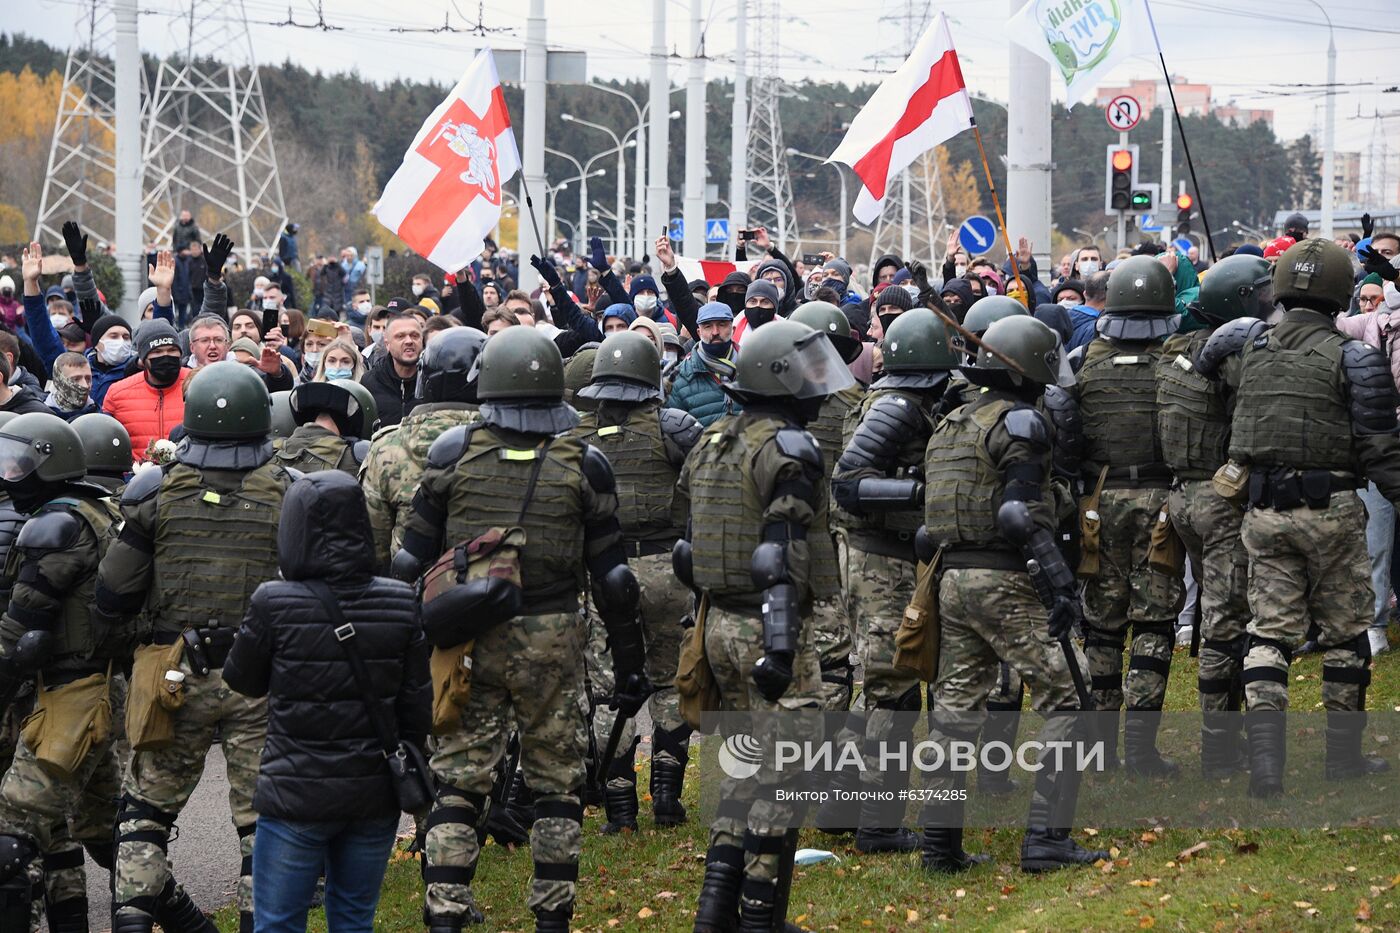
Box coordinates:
[1359,482,1394,630]
[253,814,399,933]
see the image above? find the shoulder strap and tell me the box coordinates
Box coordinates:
[515,438,553,526]
[305,579,399,758]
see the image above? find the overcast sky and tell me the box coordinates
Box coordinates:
[12,0,1400,196]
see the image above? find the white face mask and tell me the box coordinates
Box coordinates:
[253,287,264,299]
[1059,297,1079,308]
[412,283,426,297]
[304,350,321,367]
[634,295,658,313]
[664,350,679,365]
[50,315,70,331]
[99,336,133,365]
[356,300,372,316]
[370,330,384,345]
[954,264,967,277]
[262,297,279,311]
[1078,259,1100,276]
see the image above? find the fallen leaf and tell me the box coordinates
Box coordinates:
[955,888,966,898]
[1084,827,1100,836]
[884,905,895,914]
[794,916,806,924]
[607,920,620,928]
[1177,842,1209,861]
[1001,884,1017,896]
[906,909,919,923]
[1358,899,1373,921]
[1130,879,1159,888]
[1110,846,1122,859]
[1292,901,1312,909]
[637,907,654,919]
[1321,884,1337,892]
[1140,832,1158,844]
[1139,917,1156,929]
[1158,895,1172,903]
[657,891,678,900]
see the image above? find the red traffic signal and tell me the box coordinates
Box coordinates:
[1176,193,1194,210]
[1111,150,1134,172]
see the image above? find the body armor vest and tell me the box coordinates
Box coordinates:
[576,404,682,542]
[274,428,355,475]
[840,388,932,540]
[0,496,26,607]
[1230,329,1354,472]
[1156,330,1230,480]
[689,415,839,608]
[924,396,1018,548]
[1078,337,1166,474]
[808,385,865,481]
[152,461,291,636]
[442,428,588,609]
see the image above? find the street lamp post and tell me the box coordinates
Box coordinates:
[787,147,847,259]
[561,114,638,258]
[1295,0,1337,238]
[545,147,585,251]
[584,83,646,258]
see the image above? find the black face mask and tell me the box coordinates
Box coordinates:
[745,304,777,328]
[3,474,59,514]
[792,396,824,425]
[720,290,745,316]
[701,338,732,358]
[878,312,903,335]
[146,355,182,388]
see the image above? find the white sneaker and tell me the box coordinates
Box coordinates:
[1175,627,1193,648]
[1369,627,1390,656]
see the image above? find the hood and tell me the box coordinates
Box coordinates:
[1032,303,1074,345]
[872,254,903,289]
[939,278,976,318]
[277,470,376,582]
[753,258,794,297]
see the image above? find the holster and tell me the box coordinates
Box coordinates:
[893,549,941,682]
[127,641,186,752]
[21,665,111,779]
[1076,465,1110,578]
[675,595,720,729]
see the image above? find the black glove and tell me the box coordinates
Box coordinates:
[751,650,794,703]
[1363,212,1375,240]
[61,221,88,266]
[610,670,653,718]
[907,259,931,293]
[589,236,608,272]
[529,254,562,289]
[1363,248,1399,283]
[1046,593,1082,641]
[204,233,235,281]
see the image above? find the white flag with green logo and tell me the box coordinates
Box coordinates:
[1008,0,1160,104]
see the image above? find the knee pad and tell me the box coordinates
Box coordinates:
[0,834,35,885]
[1202,636,1246,661]
[115,796,178,854]
[874,683,922,713]
[1246,634,1294,665]
[1082,624,1126,653]
[1131,620,1175,639]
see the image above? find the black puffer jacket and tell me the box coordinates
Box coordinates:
[224,470,430,822]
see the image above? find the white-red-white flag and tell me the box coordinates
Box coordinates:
[373,49,520,271]
[827,13,974,225]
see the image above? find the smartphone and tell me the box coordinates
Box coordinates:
[739,229,758,242]
[306,318,338,340]
[801,252,823,266]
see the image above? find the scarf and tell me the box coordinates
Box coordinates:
[49,369,90,412]
[695,340,737,382]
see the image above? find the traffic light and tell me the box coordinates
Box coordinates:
[1104,144,1140,213]
[1130,190,1153,210]
[1176,192,1194,236]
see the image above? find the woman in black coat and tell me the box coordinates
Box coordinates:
[224,470,430,933]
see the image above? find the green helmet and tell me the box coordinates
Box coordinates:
[729,319,856,400]
[182,360,272,440]
[0,412,86,482]
[879,309,959,390]
[789,300,860,363]
[290,379,378,437]
[563,345,600,409]
[270,391,295,439]
[0,413,19,433]
[1273,237,1354,313]
[1105,255,1176,314]
[579,332,662,403]
[1196,254,1274,324]
[476,326,565,401]
[974,316,1073,388]
[71,413,132,475]
[962,295,1029,337]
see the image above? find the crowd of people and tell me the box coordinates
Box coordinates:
[0,203,1395,933]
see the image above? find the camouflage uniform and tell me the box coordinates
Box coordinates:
[271,423,365,475]
[360,402,479,571]
[0,491,27,778]
[0,487,121,932]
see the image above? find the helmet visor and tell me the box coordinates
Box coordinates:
[778,331,858,399]
[0,433,48,482]
[1049,344,1076,388]
[1252,279,1276,319]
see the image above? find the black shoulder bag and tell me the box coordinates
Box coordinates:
[307,579,435,814]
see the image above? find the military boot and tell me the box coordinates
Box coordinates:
[112,913,154,933]
[1324,711,1391,780]
[1123,710,1179,778]
[1093,708,1121,771]
[44,895,88,933]
[978,688,1024,797]
[427,916,464,933]
[240,910,254,932]
[737,878,805,933]
[151,877,217,933]
[1019,726,1109,873]
[601,742,640,834]
[534,907,572,932]
[1200,666,1247,779]
[693,842,744,933]
[651,725,691,826]
[921,825,992,874]
[814,712,864,835]
[855,689,919,853]
[1245,710,1286,798]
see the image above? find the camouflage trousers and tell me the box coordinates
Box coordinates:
[703,605,821,897]
[809,533,854,712]
[847,546,920,707]
[426,612,587,923]
[1082,487,1184,713]
[114,661,267,922]
[585,553,693,791]
[923,568,1086,797]
[1241,493,1372,712]
[1168,480,1250,713]
[0,676,123,931]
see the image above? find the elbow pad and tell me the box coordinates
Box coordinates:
[750,541,790,590]
[672,538,695,590]
[853,477,924,511]
[422,577,523,648]
[390,548,426,584]
[595,563,640,624]
[1342,340,1400,435]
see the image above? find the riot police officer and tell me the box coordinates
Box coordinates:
[1155,254,1273,778]
[97,361,294,933]
[72,413,133,494]
[1228,238,1400,796]
[571,331,701,832]
[678,318,854,932]
[272,378,378,475]
[395,326,648,933]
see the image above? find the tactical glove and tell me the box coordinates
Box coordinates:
[751,650,794,703]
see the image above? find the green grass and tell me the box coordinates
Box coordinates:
[217,648,1400,931]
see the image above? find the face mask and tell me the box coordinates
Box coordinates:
[878,312,902,335]
[702,338,732,358]
[804,279,821,300]
[412,283,426,297]
[821,278,846,297]
[634,295,658,313]
[766,280,785,299]
[370,330,384,345]
[745,304,777,328]
[664,350,679,365]
[1059,297,1079,308]
[50,315,70,331]
[262,298,279,311]
[1078,260,1100,275]
[51,368,89,411]
[146,355,182,388]
[954,264,967,277]
[99,336,133,365]
[356,300,372,316]
[253,288,264,299]
[304,351,321,368]
[325,366,353,381]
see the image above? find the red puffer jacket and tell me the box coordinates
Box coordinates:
[101,369,191,459]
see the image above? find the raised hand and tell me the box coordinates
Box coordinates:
[20,242,42,287]
[654,234,676,271]
[529,254,562,289]
[61,221,88,267]
[1363,248,1399,282]
[1363,212,1375,240]
[1016,236,1033,266]
[204,233,235,281]
[588,236,608,272]
[751,226,772,251]
[148,250,176,292]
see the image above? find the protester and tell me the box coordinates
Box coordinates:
[87,313,135,406]
[46,350,97,420]
[360,313,423,426]
[101,318,189,454]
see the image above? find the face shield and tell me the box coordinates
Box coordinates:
[0,433,49,482]
[774,330,857,399]
[1252,278,1276,319]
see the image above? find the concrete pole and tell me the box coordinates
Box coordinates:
[683,0,706,257]
[837,167,847,259]
[1321,31,1336,238]
[1006,0,1053,277]
[113,0,143,322]
[1160,93,1173,244]
[646,0,670,261]
[900,169,911,259]
[728,0,748,256]
[615,151,626,256]
[634,123,647,259]
[519,0,547,290]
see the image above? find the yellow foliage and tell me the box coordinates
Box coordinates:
[0,68,63,143]
[932,145,982,223]
[0,203,29,243]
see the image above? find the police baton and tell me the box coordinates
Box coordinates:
[1027,558,1094,711]
[928,305,1029,377]
[600,677,662,768]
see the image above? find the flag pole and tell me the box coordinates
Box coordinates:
[1144,0,1215,262]
[969,118,1028,304]
[518,174,548,260]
